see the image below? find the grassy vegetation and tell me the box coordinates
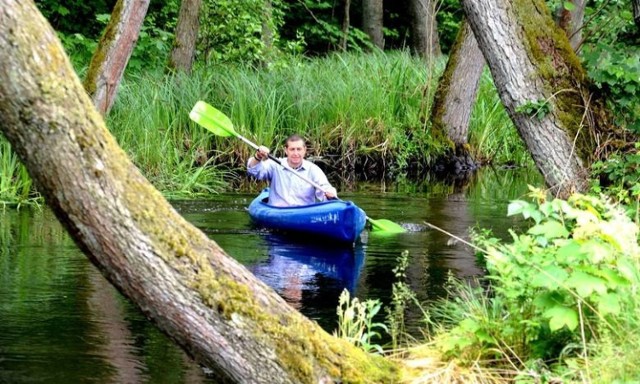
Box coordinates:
[1,50,532,206]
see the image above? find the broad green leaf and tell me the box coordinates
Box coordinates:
[596,293,621,316]
[580,239,612,264]
[528,220,569,239]
[556,240,584,262]
[566,270,608,297]
[533,291,564,310]
[617,258,639,283]
[531,265,569,288]
[544,305,579,331]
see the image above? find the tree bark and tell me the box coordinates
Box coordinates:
[408,0,441,59]
[0,2,398,383]
[431,21,485,146]
[168,0,202,73]
[460,0,614,198]
[554,0,586,51]
[83,0,150,115]
[340,0,352,51]
[362,0,384,49]
[430,21,485,171]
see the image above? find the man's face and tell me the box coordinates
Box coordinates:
[285,139,306,168]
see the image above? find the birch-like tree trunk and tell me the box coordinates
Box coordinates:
[362,0,384,49]
[168,0,202,73]
[430,20,485,170]
[0,2,398,382]
[83,0,150,115]
[460,0,615,198]
[409,0,441,59]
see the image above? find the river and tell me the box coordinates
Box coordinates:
[0,168,541,383]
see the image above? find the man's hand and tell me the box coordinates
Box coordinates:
[324,188,337,200]
[255,145,270,161]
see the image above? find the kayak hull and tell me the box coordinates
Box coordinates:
[248,188,367,244]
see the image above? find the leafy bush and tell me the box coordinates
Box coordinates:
[432,187,640,375]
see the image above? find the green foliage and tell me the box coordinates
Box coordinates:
[582,43,640,132]
[590,143,640,217]
[516,99,552,120]
[432,187,640,374]
[334,289,387,354]
[385,250,424,350]
[578,0,640,132]
[198,0,303,66]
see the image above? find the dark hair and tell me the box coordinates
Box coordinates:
[284,134,306,148]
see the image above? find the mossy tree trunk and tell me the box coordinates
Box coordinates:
[83,0,150,115]
[362,0,384,49]
[430,20,485,170]
[0,2,399,383]
[461,0,615,198]
[168,0,202,73]
[409,0,441,59]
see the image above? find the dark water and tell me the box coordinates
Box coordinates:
[0,168,541,383]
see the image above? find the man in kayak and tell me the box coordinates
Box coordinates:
[247,134,338,207]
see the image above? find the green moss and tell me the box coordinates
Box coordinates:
[512,0,598,161]
[82,0,124,96]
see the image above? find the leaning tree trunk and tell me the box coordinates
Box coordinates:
[362,0,384,49]
[168,0,202,73]
[554,0,586,51]
[460,0,619,198]
[83,0,150,115]
[409,0,441,59]
[0,2,398,383]
[430,20,485,171]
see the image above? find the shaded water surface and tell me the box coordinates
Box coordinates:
[0,169,541,383]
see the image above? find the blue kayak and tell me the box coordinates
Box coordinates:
[248,188,367,244]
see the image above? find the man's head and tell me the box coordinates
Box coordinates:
[284,134,307,168]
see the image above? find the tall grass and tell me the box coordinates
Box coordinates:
[2,50,529,203]
[468,70,531,167]
[0,140,38,208]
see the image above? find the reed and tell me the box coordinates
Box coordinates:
[2,51,534,202]
[0,140,38,207]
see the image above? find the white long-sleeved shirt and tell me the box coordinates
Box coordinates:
[247,158,337,207]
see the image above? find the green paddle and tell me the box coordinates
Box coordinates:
[189,101,406,233]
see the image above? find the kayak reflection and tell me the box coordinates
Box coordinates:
[248,234,366,310]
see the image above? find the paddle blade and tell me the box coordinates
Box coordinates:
[189,101,237,137]
[367,217,406,233]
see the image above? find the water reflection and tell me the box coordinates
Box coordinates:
[248,235,365,309]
